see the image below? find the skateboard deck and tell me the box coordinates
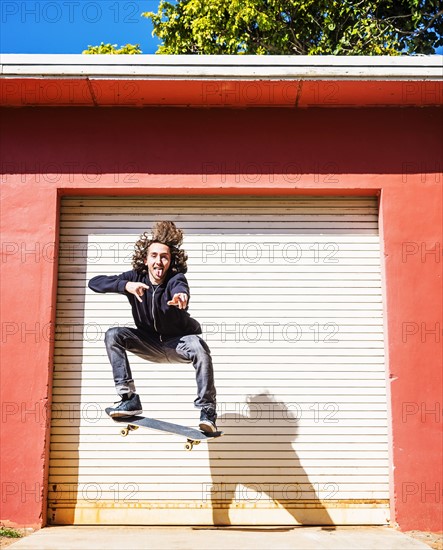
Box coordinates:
[111,415,224,451]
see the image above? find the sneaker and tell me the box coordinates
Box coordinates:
[105,393,143,418]
[199,406,217,433]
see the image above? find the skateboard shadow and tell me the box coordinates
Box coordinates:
[207,392,335,527]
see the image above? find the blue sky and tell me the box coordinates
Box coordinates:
[1,1,160,53]
[1,1,442,55]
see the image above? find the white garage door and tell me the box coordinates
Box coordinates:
[48,196,390,525]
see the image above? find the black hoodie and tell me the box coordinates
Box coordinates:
[88,269,201,338]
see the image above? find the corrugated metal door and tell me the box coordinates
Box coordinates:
[48,196,390,525]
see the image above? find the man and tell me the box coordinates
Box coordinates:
[88,221,217,432]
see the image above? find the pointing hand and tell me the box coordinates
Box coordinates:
[167,293,188,310]
[125,282,150,303]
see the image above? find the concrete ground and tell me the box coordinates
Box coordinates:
[3,526,440,550]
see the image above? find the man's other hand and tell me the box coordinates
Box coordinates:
[125,281,150,302]
[167,293,188,309]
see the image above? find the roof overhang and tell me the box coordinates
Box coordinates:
[1,54,442,107]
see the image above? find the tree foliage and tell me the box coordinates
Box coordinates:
[83,43,142,54]
[143,0,443,54]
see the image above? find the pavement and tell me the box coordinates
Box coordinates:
[5,525,437,550]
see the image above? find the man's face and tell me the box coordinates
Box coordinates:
[144,242,171,284]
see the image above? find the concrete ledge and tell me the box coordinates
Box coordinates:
[8,526,431,550]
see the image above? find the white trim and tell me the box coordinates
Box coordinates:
[1,54,442,80]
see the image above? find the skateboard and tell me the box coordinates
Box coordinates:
[110,415,224,451]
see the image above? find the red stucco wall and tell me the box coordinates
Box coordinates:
[1,106,442,531]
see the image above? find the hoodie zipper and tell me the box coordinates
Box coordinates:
[151,285,162,340]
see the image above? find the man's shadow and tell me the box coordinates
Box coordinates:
[207,392,336,527]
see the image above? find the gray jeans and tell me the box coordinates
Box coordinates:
[104,327,216,409]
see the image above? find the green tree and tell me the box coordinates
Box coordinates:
[83,43,142,54]
[143,0,443,54]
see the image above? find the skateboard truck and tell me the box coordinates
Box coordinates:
[119,425,139,437]
[184,439,201,451]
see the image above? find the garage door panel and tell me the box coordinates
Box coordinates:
[48,196,389,526]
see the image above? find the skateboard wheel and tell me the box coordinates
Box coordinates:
[120,428,129,437]
[184,442,193,451]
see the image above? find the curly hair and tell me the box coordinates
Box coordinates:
[132,221,188,275]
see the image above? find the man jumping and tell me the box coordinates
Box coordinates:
[88,221,217,432]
